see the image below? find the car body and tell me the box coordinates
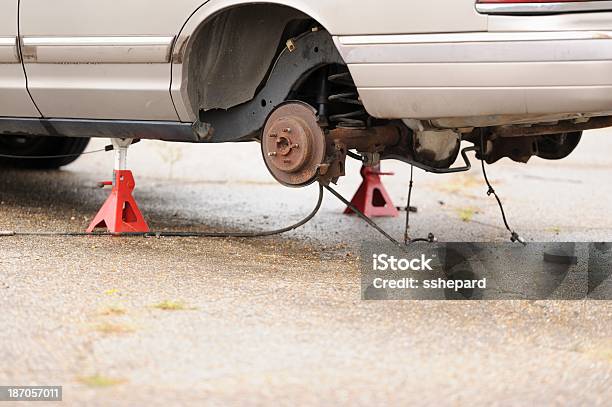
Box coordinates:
[1,1,611,179]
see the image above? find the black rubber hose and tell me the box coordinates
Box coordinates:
[3,184,324,238]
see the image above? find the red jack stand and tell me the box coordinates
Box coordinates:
[344,165,399,218]
[87,138,149,234]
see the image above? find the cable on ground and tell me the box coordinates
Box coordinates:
[1,184,323,238]
[479,133,526,245]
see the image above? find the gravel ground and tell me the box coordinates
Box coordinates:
[0,130,611,405]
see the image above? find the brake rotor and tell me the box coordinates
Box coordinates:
[262,102,326,187]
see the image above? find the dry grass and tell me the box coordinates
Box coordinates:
[436,174,483,194]
[152,300,195,311]
[456,207,479,222]
[575,340,612,363]
[94,322,135,334]
[78,374,126,388]
[99,306,127,316]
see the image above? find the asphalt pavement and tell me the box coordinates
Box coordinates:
[0,130,610,405]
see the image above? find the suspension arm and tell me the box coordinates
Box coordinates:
[327,125,403,152]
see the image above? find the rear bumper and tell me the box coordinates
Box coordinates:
[335,31,612,125]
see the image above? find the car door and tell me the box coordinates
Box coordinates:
[18,0,204,121]
[0,1,39,117]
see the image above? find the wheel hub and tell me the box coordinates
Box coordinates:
[262,102,326,187]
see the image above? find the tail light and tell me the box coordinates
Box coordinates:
[476,0,612,14]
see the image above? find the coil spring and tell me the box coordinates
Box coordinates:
[328,72,367,128]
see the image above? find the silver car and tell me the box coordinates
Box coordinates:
[1,0,610,185]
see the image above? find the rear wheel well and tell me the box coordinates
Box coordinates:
[185,4,317,114]
[184,9,349,144]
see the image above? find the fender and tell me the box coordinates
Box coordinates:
[170,0,485,121]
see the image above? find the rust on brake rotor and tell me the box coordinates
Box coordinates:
[262,102,326,187]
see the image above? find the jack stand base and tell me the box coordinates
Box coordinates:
[344,165,399,218]
[86,170,149,234]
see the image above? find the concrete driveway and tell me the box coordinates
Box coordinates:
[0,130,610,405]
